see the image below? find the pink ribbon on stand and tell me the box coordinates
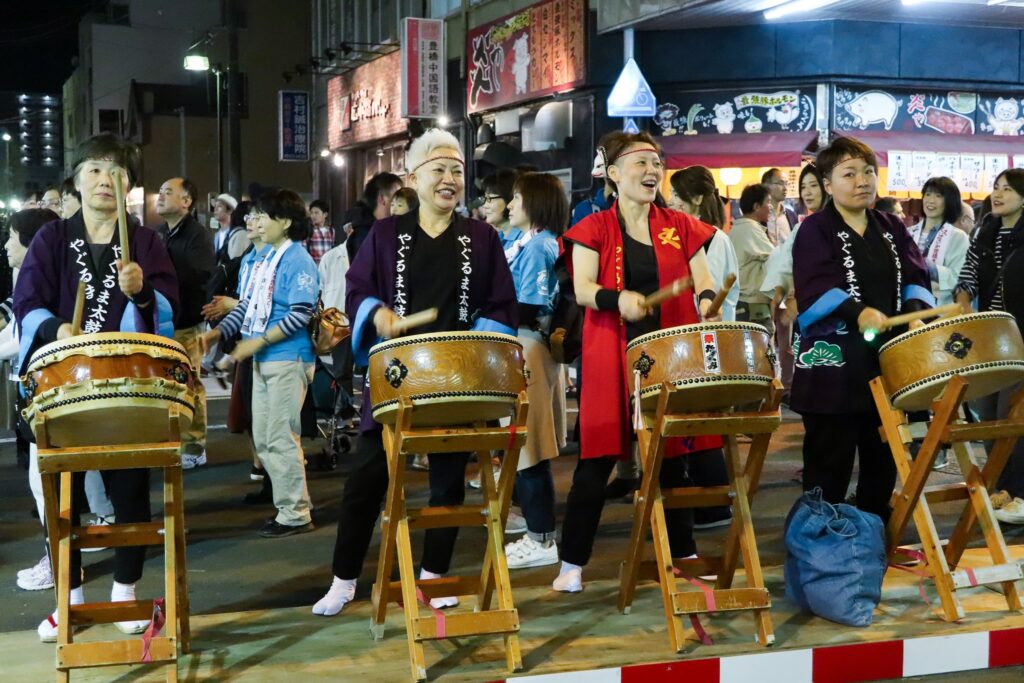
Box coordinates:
[140,598,166,662]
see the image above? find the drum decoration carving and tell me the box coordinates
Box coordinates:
[368,331,525,427]
[626,322,775,413]
[879,312,1024,411]
[22,332,196,447]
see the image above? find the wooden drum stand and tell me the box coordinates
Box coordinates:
[36,407,190,682]
[871,375,1024,621]
[370,393,528,682]
[618,379,784,653]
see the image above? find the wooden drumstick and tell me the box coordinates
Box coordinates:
[703,273,737,319]
[71,280,86,336]
[391,308,439,336]
[863,303,961,340]
[112,168,131,264]
[642,277,692,309]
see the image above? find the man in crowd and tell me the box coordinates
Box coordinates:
[875,196,907,222]
[156,177,215,469]
[956,200,975,235]
[341,172,402,260]
[212,193,247,258]
[730,184,776,335]
[60,177,81,218]
[304,199,334,266]
[39,187,62,213]
[760,167,798,246]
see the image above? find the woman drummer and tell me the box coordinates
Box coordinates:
[312,128,518,616]
[553,130,722,593]
[791,136,933,519]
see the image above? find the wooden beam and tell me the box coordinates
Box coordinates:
[944,419,1024,444]
[406,504,487,530]
[923,484,969,505]
[57,637,176,668]
[662,485,733,509]
[950,563,1023,590]
[397,427,526,455]
[68,600,153,625]
[72,522,165,549]
[413,609,519,641]
[37,443,181,474]
[671,587,770,615]
[661,413,780,437]
[387,575,481,600]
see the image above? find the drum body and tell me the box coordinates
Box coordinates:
[626,322,776,414]
[23,332,196,447]
[878,312,1024,411]
[368,331,525,427]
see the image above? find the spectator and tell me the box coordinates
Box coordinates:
[59,177,81,219]
[342,172,402,261]
[481,168,521,250]
[39,187,61,213]
[389,187,418,216]
[798,162,826,216]
[874,196,907,222]
[955,201,975,235]
[212,193,246,258]
[908,177,970,307]
[303,199,334,266]
[155,178,216,469]
[570,151,612,226]
[730,184,776,335]
[760,167,798,245]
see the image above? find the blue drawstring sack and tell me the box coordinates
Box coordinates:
[784,488,887,626]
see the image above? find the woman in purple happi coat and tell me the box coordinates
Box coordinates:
[15,134,178,642]
[313,129,518,617]
[791,136,934,521]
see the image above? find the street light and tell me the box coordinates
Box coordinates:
[183,52,224,192]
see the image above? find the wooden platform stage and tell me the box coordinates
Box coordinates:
[5,547,1024,683]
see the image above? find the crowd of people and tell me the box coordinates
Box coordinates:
[4,125,1024,642]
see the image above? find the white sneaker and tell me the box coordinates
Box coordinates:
[420,569,458,609]
[468,463,500,489]
[505,536,559,569]
[995,497,1024,525]
[18,556,54,591]
[82,514,115,553]
[181,452,207,469]
[505,509,527,535]
[552,566,583,593]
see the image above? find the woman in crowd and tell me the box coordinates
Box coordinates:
[15,133,178,641]
[909,177,970,307]
[500,172,568,569]
[553,131,722,592]
[481,168,522,250]
[956,168,1024,524]
[202,189,319,538]
[791,136,933,519]
[312,128,517,616]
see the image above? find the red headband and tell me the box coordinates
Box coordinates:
[412,155,466,174]
[612,146,661,163]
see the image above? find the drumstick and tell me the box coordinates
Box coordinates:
[112,168,131,264]
[863,303,961,341]
[642,277,692,309]
[71,280,86,336]
[391,308,438,336]
[703,273,737,319]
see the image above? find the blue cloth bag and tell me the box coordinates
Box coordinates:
[784,488,887,626]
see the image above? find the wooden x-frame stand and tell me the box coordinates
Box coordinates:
[871,375,1024,621]
[35,407,191,682]
[618,379,783,652]
[370,393,528,682]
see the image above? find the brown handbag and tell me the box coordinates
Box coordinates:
[308,293,351,356]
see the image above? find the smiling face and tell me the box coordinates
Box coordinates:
[991,175,1024,220]
[75,158,130,215]
[800,173,824,213]
[823,156,878,214]
[5,229,26,268]
[411,148,464,214]
[608,145,664,205]
[668,187,699,216]
[255,211,291,245]
[481,192,507,226]
[922,189,946,222]
[507,190,530,229]
[244,211,261,242]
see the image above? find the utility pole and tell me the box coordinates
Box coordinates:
[225,0,242,197]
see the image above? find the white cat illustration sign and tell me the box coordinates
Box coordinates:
[653,88,815,136]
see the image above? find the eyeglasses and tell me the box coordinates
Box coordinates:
[244,213,262,222]
[40,199,61,209]
[482,194,503,203]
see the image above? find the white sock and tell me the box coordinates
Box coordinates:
[419,568,441,581]
[312,576,357,616]
[559,561,581,576]
[420,568,458,608]
[111,581,136,602]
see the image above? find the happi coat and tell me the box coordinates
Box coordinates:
[563,202,720,460]
[791,204,933,415]
[14,212,178,371]
[346,211,518,433]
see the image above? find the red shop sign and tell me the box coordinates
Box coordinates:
[466,0,587,114]
[327,51,407,149]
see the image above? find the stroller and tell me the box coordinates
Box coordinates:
[303,341,358,470]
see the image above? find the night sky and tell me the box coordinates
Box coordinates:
[0,1,98,93]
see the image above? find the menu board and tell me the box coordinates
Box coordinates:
[958,154,985,193]
[934,153,960,180]
[888,150,913,192]
[910,152,936,190]
[984,154,1010,189]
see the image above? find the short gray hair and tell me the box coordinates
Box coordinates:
[406,128,463,174]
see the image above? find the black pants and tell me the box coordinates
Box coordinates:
[560,453,702,566]
[60,468,151,590]
[802,411,895,521]
[332,433,469,579]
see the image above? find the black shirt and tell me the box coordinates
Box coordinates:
[624,231,660,341]
[407,225,460,334]
[157,213,215,329]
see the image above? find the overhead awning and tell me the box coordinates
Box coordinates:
[661,131,818,169]
[834,130,1024,166]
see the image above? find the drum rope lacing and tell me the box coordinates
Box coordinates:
[889,360,1024,403]
[635,374,775,397]
[372,390,520,412]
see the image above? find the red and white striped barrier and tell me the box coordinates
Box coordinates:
[486,626,1024,683]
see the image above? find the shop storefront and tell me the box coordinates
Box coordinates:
[322,50,409,216]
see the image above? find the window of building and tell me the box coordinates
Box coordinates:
[98,109,122,135]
